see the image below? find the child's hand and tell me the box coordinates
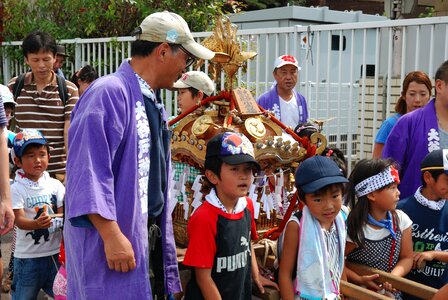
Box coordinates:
[379,281,397,296]
[359,273,381,291]
[413,251,433,270]
[103,231,136,273]
[253,274,279,293]
[36,212,51,229]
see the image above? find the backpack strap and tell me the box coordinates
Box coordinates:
[55,74,69,106]
[13,73,69,106]
[12,73,26,101]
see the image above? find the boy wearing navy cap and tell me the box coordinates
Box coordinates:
[183,132,277,300]
[398,149,448,299]
[10,129,64,299]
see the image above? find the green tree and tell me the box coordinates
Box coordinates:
[2,0,230,41]
[240,0,305,11]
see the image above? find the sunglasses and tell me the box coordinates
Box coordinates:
[178,45,196,69]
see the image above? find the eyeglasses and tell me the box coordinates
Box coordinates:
[178,45,196,69]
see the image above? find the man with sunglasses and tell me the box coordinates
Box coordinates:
[64,11,214,300]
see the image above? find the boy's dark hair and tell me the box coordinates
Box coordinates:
[4,103,14,110]
[421,170,444,188]
[22,31,57,57]
[131,40,180,58]
[203,156,223,188]
[297,183,345,203]
[189,87,200,98]
[346,158,397,247]
[435,60,448,83]
[71,65,99,89]
[78,65,98,84]
[17,143,50,162]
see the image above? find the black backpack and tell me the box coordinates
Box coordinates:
[12,73,69,105]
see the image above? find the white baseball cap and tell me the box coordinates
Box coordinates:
[173,71,215,96]
[0,84,15,106]
[273,55,301,71]
[135,11,214,60]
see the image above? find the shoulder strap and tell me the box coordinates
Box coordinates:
[293,210,302,221]
[55,74,69,106]
[12,73,26,100]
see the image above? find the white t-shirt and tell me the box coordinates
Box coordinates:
[279,94,300,128]
[12,170,65,258]
[347,209,412,243]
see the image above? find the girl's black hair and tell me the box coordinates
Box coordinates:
[321,147,348,178]
[346,158,395,247]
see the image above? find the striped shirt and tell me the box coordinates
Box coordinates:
[8,72,79,175]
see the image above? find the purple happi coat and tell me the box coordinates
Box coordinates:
[64,61,181,299]
[382,99,440,199]
[257,84,308,124]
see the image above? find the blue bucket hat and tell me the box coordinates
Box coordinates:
[295,156,348,193]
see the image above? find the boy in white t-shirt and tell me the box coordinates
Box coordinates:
[10,129,64,299]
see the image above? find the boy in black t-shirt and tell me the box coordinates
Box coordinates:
[183,132,278,299]
[398,149,448,299]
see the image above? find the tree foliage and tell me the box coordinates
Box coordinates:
[240,0,305,11]
[2,0,231,41]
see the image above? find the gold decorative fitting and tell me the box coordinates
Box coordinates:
[199,16,257,90]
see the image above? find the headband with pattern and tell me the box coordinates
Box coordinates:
[355,166,400,197]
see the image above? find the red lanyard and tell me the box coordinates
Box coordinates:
[387,213,397,272]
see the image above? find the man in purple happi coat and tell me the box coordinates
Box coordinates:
[383,60,448,199]
[64,12,214,299]
[257,55,308,128]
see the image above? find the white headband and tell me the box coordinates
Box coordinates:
[355,166,400,197]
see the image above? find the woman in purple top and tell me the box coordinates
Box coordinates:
[373,71,432,158]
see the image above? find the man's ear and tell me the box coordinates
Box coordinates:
[205,169,219,185]
[156,42,170,62]
[435,79,444,95]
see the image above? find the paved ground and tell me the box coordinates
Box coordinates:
[0,230,266,300]
[1,230,50,300]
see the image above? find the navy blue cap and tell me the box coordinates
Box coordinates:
[206,132,260,170]
[420,149,448,173]
[295,156,348,193]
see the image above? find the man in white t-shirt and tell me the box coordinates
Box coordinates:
[257,55,308,128]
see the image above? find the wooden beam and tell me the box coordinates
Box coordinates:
[346,262,438,299]
[340,281,392,300]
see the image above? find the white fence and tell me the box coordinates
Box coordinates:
[3,16,448,170]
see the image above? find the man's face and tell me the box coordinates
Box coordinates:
[273,64,298,93]
[53,54,65,71]
[158,44,192,89]
[25,51,56,81]
[436,79,448,104]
